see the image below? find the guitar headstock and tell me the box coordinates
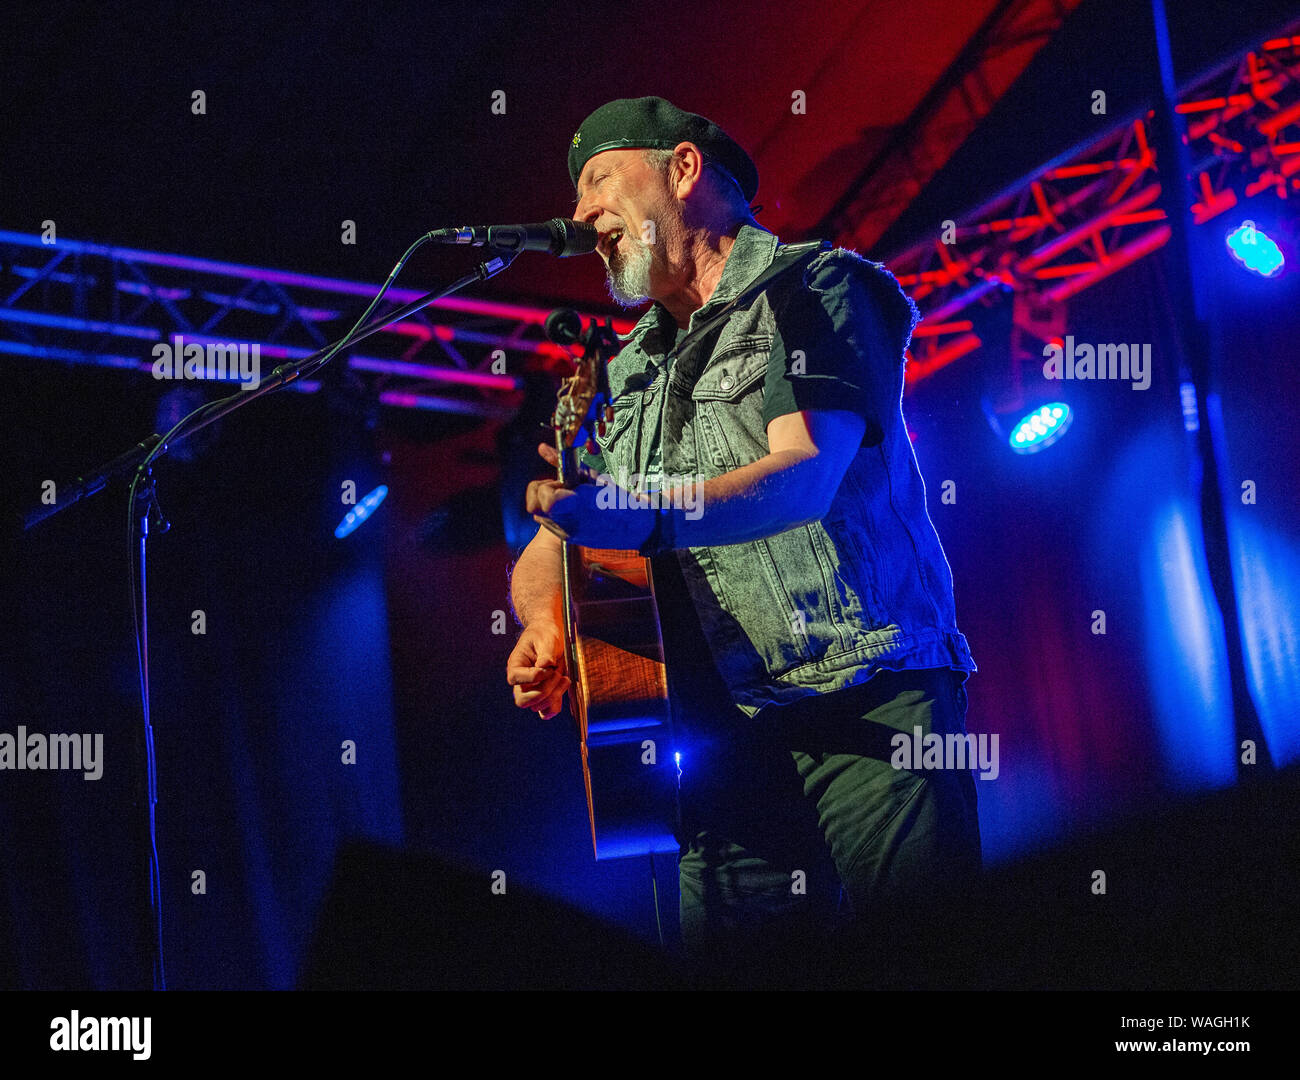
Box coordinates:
[547,313,619,461]
[554,353,602,451]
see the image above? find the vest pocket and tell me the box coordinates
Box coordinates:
[689,339,769,401]
[689,343,771,473]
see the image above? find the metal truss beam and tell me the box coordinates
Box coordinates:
[886,26,1300,387]
[0,230,635,418]
[815,0,1086,255]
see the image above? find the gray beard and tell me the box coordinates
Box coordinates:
[606,230,655,307]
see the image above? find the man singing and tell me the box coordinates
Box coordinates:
[507,96,979,977]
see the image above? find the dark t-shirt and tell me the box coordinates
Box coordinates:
[760,255,904,447]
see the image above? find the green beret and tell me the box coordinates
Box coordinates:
[567,96,759,203]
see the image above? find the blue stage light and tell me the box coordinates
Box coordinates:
[1226,221,1284,277]
[1179,382,1200,433]
[1009,403,1072,454]
[334,485,389,539]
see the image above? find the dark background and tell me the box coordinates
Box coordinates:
[1,0,1298,989]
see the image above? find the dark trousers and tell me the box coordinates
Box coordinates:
[675,666,982,979]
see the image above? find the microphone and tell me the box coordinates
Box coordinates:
[427,218,597,257]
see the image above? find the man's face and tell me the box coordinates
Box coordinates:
[572,149,675,308]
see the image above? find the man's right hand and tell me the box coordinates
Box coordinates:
[506,622,571,720]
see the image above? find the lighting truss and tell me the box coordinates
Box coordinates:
[885,27,1300,386]
[0,230,634,417]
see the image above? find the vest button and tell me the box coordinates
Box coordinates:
[719,375,735,391]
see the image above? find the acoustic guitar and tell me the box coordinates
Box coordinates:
[544,312,678,861]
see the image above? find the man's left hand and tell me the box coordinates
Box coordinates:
[525,473,657,550]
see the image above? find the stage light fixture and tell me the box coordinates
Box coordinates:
[1226,221,1284,278]
[1009,403,1072,454]
[335,485,389,539]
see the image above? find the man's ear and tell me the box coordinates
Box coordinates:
[671,141,706,198]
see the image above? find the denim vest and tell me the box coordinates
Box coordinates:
[583,224,976,719]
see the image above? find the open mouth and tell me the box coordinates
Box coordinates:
[602,229,624,258]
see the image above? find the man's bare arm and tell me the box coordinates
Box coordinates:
[509,524,565,630]
[528,410,867,552]
[506,524,571,719]
[659,408,867,546]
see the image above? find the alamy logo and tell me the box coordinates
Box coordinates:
[1042,336,1150,390]
[891,726,1000,780]
[594,469,705,520]
[0,726,103,780]
[152,334,261,390]
[50,1012,150,1060]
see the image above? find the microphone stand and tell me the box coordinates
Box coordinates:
[13,243,522,990]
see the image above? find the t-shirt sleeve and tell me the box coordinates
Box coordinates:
[762,250,919,448]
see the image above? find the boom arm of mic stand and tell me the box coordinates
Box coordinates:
[11,248,519,534]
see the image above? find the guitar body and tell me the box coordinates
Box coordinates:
[562,541,678,860]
